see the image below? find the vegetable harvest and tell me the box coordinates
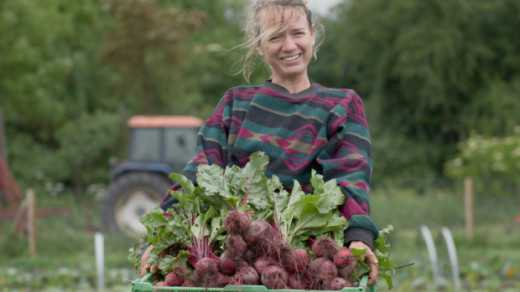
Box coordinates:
[129,151,395,289]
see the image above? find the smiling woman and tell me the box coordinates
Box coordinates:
[140,0,380,287]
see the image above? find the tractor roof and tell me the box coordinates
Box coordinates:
[127,115,204,128]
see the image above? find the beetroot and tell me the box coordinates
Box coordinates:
[272,239,293,268]
[286,248,310,273]
[165,266,188,286]
[309,257,338,284]
[194,257,220,287]
[225,234,248,256]
[287,273,307,290]
[334,247,355,268]
[232,265,260,285]
[312,237,340,260]
[181,279,195,287]
[243,248,257,264]
[165,272,183,286]
[219,251,237,275]
[254,256,275,275]
[224,210,251,235]
[215,272,232,287]
[261,265,288,289]
[338,262,357,280]
[235,259,250,271]
[325,277,350,290]
[155,281,167,286]
[195,257,219,275]
[244,220,275,252]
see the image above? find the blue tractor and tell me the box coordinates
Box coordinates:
[100,115,203,237]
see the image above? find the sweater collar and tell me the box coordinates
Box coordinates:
[263,80,319,98]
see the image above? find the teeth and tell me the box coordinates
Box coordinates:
[283,55,299,61]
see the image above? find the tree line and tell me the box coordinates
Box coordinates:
[1,0,519,188]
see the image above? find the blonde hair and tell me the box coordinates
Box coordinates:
[238,0,325,83]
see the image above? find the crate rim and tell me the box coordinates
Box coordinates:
[132,273,375,292]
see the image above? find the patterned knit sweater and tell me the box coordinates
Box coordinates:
[160,81,379,247]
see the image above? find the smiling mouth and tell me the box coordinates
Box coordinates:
[282,54,300,61]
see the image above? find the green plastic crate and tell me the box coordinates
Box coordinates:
[132,273,376,292]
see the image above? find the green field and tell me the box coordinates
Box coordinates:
[370,179,520,292]
[1,178,519,291]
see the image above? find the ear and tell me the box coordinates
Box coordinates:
[256,42,265,57]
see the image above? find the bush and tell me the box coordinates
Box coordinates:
[445,126,520,177]
[8,111,125,188]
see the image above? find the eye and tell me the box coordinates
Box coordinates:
[269,35,282,41]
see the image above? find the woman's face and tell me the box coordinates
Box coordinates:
[257,8,315,85]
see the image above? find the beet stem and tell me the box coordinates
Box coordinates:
[272,192,283,241]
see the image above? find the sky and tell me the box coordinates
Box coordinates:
[307,0,343,16]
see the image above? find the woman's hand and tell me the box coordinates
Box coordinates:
[140,245,159,277]
[349,240,378,286]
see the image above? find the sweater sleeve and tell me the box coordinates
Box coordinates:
[160,90,233,210]
[317,90,379,248]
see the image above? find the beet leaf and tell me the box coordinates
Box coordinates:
[274,170,348,249]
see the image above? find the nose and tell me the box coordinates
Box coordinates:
[282,36,297,51]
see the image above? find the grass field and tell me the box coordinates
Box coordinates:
[370,179,520,291]
[1,178,519,291]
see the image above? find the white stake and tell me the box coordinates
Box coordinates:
[95,232,105,291]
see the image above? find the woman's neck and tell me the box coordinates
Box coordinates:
[271,76,311,94]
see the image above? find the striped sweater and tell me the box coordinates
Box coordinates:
[161,81,379,247]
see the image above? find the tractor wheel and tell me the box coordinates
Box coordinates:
[101,172,171,238]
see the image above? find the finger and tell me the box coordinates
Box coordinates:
[140,245,154,276]
[366,254,379,286]
[140,249,150,276]
[140,256,149,276]
[367,263,378,286]
[140,263,150,277]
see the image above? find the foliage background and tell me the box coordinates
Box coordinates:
[1,0,520,291]
[1,0,519,188]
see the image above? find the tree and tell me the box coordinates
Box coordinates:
[98,0,207,114]
[98,0,248,117]
[0,0,249,187]
[158,0,250,116]
[0,0,123,187]
[310,0,520,177]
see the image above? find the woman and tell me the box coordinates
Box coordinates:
[142,0,379,285]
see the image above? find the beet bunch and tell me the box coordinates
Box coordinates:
[154,210,360,290]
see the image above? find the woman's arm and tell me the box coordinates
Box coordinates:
[319,91,379,246]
